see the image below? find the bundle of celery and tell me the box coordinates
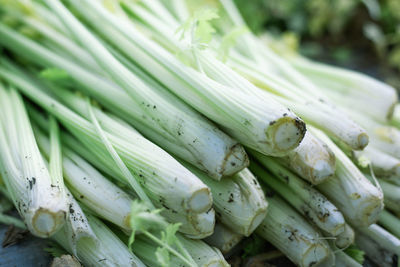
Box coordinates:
[0,0,400,267]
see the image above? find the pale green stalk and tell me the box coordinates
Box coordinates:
[46,115,98,257]
[133,234,229,267]
[334,223,354,250]
[32,109,215,238]
[182,163,268,236]
[282,131,336,184]
[61,189,99,258]
[0,84,67,237]
[48,116,64,195]
[334,251,362,267]
[204,222,243,254]
[353,146,400,182]
[379,210,400,238]
[85,98,153,208]
[63,0,306,157]
[378,179,400,213]
[0,19,248,180]
[311,127,384,227]
[0,182,142,267]
[355,224,400,267]
[214,0,369,150]
[122,0,307,156]
[0,63,213,215]
[0,213,26,229]
[256,192,334,267]
[22,16,103,74]
[288,56,398,122]
[251,154,345,236]
[53,214,146,267]
[226,52,369,151]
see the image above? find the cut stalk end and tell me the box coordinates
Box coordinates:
[188,187,213,213]
[357,133,369,150]
[268,116,306,153]
[302,243,333,267]
[330,224,346,238]
[204,223,243,254]
[246,208,268,236]
[334,224,354,249]
[311,159,335,184]
[357,197,384,227]
[30,208,66,237]
[184,209,215,239]
[219,143,249,177]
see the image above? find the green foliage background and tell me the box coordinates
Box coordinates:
[234,0,400,88]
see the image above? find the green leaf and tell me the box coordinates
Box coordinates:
[155,246,170,267]
[241,235,266,259]
[128,200,166,249]
[154,223,181,266]
[218,26,248,62]
[177,8,219,45]
[344,244,365,264]
[44,241,68,258]
[361,0,381,20]
[161,223,181,246]
[194,9,219,44]
[357,155,371,168]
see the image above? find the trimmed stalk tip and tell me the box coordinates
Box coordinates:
[247,209,268,236]
[357,133,369,150]
[357,197,384,227]
[311,159,335,182]
[302,243,333,267]
[268,117,306,153]
[219,144,249,177]
[188,188,213,213]
[31,208,66,237]
[184,209,216,239]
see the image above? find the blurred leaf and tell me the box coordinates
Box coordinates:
[177,8,219,44]
[44,241,68,258]
[241,235,267,259]
[299,42,324,58]
[361,0,381,19]
[363,23,386,55]
[128,200,165,246]
[155,246,170,267]
[218,26,248,61]
[344,244,365,264]
[332,47,352,64]
[388,45,400,71]
[2,225,29,248]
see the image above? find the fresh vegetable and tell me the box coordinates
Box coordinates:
[203,222,243,254]
[0,84,67,237]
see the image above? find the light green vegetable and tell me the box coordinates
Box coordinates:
[0,84,67,237]
[204,222,243,254]
[250,156,345,236]
[0,62,213,216]
[0,10,248,180]
[256,191,334,267]
[355,224,400,267]
[312,127,384,227]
